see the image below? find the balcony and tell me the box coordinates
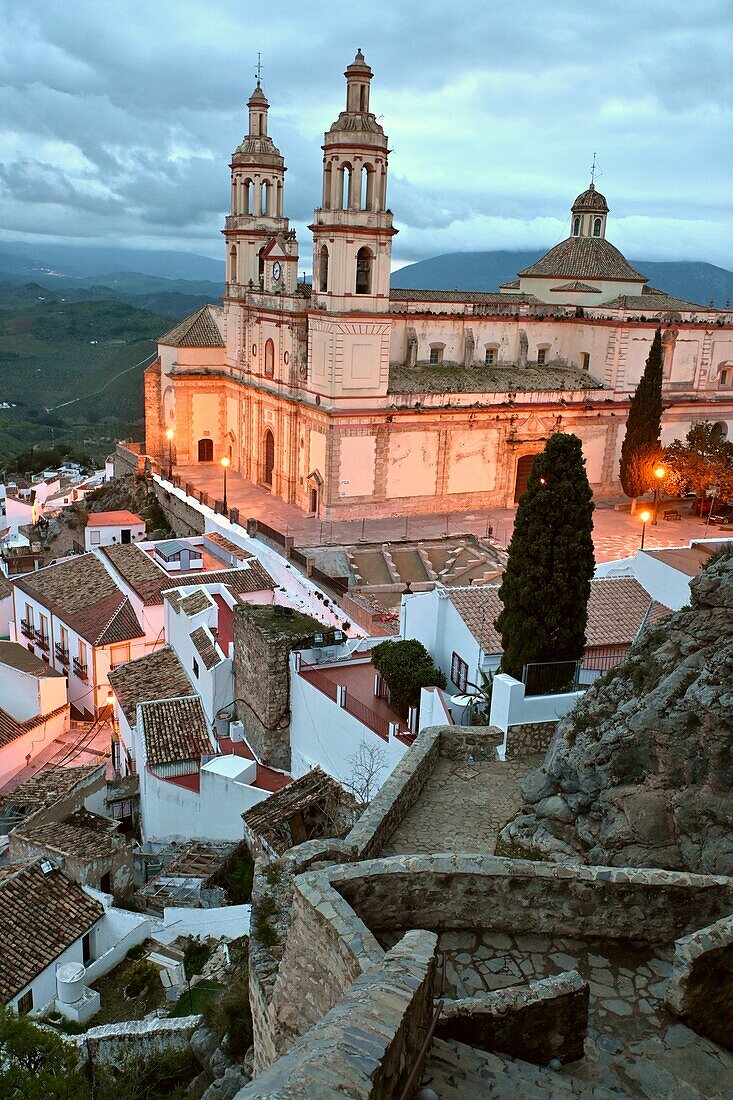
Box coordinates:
[54,643,70,665]
[73,657,89,681]
[34,628,50,652]
[20,620,34,640]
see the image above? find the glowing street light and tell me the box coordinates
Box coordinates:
[221,455,230,513]
[652,463,665,526]
[639,509,651,549]
[165,427,174,480]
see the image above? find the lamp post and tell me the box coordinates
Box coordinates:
[165,427,174,480]
[639,509,651,549]
[221,455,230,513]
[651,464,665,525]
[704,484,720,534]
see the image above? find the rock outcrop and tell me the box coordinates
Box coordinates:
[501,546,733,874]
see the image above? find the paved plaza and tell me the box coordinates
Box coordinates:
[172,464,722,564]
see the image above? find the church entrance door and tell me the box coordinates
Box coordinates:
[198,438,214,462]
[514,453,536,503]
[263,429,275,487]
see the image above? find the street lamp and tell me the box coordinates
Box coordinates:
[165,427,174,480]
[221,455,230,513]
[651,464,665,525]
[704,484,720,534]
[639,509,651,549]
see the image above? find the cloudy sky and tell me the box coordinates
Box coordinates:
[1,0,732,270]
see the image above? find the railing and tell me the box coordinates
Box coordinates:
[73,657,89,681]
[522,660,581,697]
[342,693,391,741]
[300,666,339,702]
[54,643,69,664]
[34,628,50,651]
[299,665,402,741]
[20,620,34,640]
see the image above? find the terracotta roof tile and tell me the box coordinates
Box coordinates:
[0,860,105,1002]
[86,511,143,527]
[519,236,645,282]
[139,695,213,767]
[0,764,105,813]
[550,281,603,293]
[0,641,64,677]
[101,543,275,605]
[190,626,221,670]
[109,647,194,725]
[179,590,214,617]
[203,532,253,560]
[0,703,69,750]
[14,812,122,862]
[242,766,349,855]
[159,305,224,348]
[389,287,539,305]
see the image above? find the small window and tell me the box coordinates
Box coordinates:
[537,348,547,366]
[355,246,372,294]
[451,652,469,693]
[90,529,101,545]
[192,657,199,679]
[581,352,590,371]
[17,989,33,1014]
[572,216,581,236]
[485,347,496,365]
[319,245,329,293]
[593,217,602,237]
[429,345,444,365]
[264,339,275,378]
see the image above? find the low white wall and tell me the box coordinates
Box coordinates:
[489,673,584,737]
[418,686,454,730]
[633,550,692,610]
[150,903,251,944]
[13,918,106,1015]
[84,903,155,984]
[140,759,269,844]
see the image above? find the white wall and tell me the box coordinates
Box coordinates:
[165,583,234,722]
[0,660,67,722]
[633,550,694,611]
[151,903,251,944]
[0,707,67,785]
[9,915,105,1015]
[85,521,146,551]
[489,672,584,742]
[401,588,490,698]
[289,663,407,791]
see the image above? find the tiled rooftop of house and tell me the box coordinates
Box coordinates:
[243,766,351,854]
[86,510,144,527]
[0,640,64,677]
[14,810,122,862]
[14,555,145,646]
[109,646,194,725]
[0,860,105,1002]
[179,589,214,617]
[139,695,213,767]
[203,531,254,560]
[190,626,222,670]
[0,703,69,750]
[298,657,410,740]
[101,542,275,605]
[0,764,105,813]
[448,577,672,655]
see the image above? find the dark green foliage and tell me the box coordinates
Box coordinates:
[182,939,213,980]
[619,327,664,500]
[92,1048,198,1099]
[123,958,158,998]
[0,1006,88,1099]
[253,894,280,948]
[496,433,595,681]
[205,844,254,904]
[371,639,446,718]
[202,939,252,1057]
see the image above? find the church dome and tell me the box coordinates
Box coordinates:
[571,183,609,214]
[518,236,644,282]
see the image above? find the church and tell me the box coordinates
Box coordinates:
[145,53,733,517]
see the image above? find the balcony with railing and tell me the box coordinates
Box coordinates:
[19,619,34,641]
[33,627,50,652]
[54,642,70,665]
[298,657,411,744]
[73,656,89,681]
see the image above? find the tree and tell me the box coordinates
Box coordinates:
[664,421,733,502]
[619,327,664,511]
[344,741,388,807]
[371,639,446,719]
[0,1007,88,1100]
[496,432,595,681]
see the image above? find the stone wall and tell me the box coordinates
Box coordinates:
[74,1014,201,1070]
[439,724,503,762]
[144,360,163,463]
[237,931,437,1099]
[153,480,205,537]
[331,855,733,945]
[437,970,589,1065]
[113,442,146,479]
[665,912,733,1052]
[505,721,556,760]
[233,605,321,771]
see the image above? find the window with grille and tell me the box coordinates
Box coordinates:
[485,347,496,365]
[537,348,547,365]
[451,652,469,692]
[429,345,444,365]
[17,989,33,1014]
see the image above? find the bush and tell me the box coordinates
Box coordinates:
[0,1006,89,1098]
[124,958,158,998]
[182,940,213,981]
[202,941,252,1058]
[371,639,446,719]
[253,894,280,948]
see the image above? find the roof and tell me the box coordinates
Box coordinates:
[448,577,671,654]
[86,510,143,527]
[550,281,603,294]
[0,640,64,678]
[101,543,275,605]
[14,555,144,646]
[0,860,105,1002]
[109,647,195,725]
[190,626,221,670]
[154,539,201,559]
[0,704,68,751]
[571,184,609,213]
[139,695,213,767]
[203,531,253,560]
[159,305,224,348]
[640,543,720,578]
[179,590,214,617]
[14,812,121,862]
[0,764,105,813]
[602,291,707,312]
[389,287,539,306]
[519,236,645,282]
[388,362,602,395]
[242,766,351,855]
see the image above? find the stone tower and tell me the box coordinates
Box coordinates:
[224,77,298,295]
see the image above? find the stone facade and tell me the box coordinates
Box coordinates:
[232,605,322,770]
[505,720,557,760]
[153,480,205,537]
[665,912,733,1052]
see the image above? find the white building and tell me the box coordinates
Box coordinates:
[84,510,146,550]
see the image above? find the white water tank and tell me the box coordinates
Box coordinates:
[56,962,87,1005]
[229,721,245,743]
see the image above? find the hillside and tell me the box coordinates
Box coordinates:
[392,251,733,307]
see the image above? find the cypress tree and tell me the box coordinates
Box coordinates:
[496,432,595,681]
[619,327,664,509]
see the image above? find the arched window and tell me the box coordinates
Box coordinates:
[276,180,283,216]
[711,420,729,441]
[572,216,581,236]
[228,246,237,283]
[359,85,367,112]
[338,164,352,210]
[593,217,602,237]
[262,180,271,216]
[243,179,252,216]
[264,338,275,378]
[263,429,275,486]
[361,165,376,211]
[319,245,329,293]
[323,164,332,209]
[355,246,372,295]
[258,247,265,285]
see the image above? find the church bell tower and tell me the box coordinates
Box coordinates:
[310,51,396,313]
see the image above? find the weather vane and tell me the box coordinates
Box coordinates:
[255,52,263,87]
[590,151,598,186]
